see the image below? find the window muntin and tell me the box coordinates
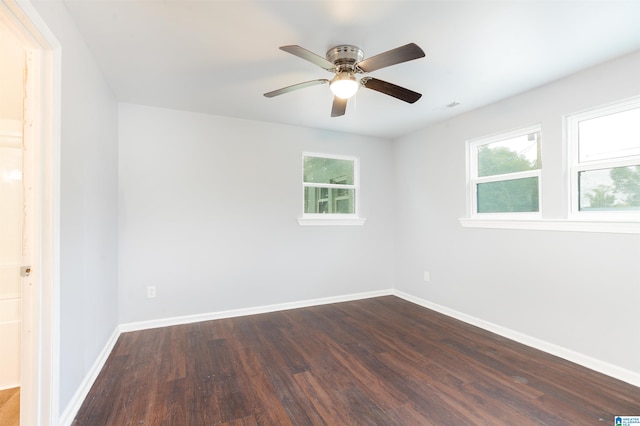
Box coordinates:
[568,98,640,216]
[303,153,358,217]
[468,126,542,216]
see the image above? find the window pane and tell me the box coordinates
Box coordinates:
[579,165,640,211]
[304,157,354,184]
[477,177,539,213]
[477,132,540,177]
[304,187,355,214]
[578,107,640,162]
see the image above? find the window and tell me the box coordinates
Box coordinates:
[567,98,640,217]
[300,153,364,225]
[467,125,542,216]
[460,99,639,233]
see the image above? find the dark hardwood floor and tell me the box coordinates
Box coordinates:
[73,296,640,425]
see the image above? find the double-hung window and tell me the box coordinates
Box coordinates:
[300,153,364,225]
[567,97,640,218]
[467,125,542,216]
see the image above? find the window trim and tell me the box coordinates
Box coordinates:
[460,99,640,234]
[566,96,640,221]
[299,152,366,226]
[459,218,640,234]
[466,124,542,219]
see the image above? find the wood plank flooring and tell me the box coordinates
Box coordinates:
[73,296,640,425]
[0,387,20,426]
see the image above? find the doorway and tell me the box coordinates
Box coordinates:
[0,0,59,424]
[0,18,27,426]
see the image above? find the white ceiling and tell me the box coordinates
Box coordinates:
[62,0,640,139]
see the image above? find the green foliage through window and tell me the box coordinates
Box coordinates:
[303,157,354,185]
[471,129,541,214]
[478,177,539,213]
[478,138,540,177]
[579,165,640,211]
[303,155,357,215]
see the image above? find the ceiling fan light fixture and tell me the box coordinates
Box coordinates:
[330,72,359,99]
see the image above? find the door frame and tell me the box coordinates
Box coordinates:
[0,0,59,424]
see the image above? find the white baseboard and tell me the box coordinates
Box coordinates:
[393,289,640,388]
[58,327,120,426]
[119,289,394,333]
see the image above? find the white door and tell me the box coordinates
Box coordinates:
[0,22,25,391]
[0,120,23,390]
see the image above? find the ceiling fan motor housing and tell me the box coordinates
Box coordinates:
[326,45,364,71]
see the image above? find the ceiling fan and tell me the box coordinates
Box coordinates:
[264,43,426,117]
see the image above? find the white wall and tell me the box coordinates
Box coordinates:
[32,1,119,414]
[118,104,395,323]
[394,51,640,375]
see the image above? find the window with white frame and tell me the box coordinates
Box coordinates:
[467,125,542,216]
[302,153,359,217]
[567,98,640,217]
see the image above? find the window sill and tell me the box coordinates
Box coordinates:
[298,217,367,226]
[459,218,640,234]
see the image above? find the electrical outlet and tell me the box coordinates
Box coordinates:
[423,271,430,282]
[146,286,156,298]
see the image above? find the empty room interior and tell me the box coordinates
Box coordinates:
[1,0,639,425]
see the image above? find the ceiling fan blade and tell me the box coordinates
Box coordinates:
[280,45,336,72]
[331,97,347,117]
[264,79,329,98]
[361,78,422,103]
[356,43,425,73]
